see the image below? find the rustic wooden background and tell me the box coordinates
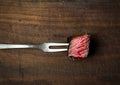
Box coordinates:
[0,0,120,85]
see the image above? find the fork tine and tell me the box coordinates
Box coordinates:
[48,48,68,52]
[41,43,69,52]
[48,43,69,46]
[48,43,69,52]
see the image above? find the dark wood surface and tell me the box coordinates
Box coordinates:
[0,0,120,85]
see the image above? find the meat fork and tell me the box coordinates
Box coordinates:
[0,43,69,52]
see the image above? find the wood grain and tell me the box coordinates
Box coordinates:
[0,0,120,85]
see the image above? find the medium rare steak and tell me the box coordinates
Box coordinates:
[68,35,90,60]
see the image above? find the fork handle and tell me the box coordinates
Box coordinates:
[0,44,36,49]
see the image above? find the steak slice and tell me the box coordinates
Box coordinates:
[68,35,90,60]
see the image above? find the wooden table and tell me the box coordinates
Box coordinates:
[0,0,120,85]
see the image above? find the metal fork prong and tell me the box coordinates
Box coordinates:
[48,43,69,46]
[41,43,69,52]
[47,48,68,52]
